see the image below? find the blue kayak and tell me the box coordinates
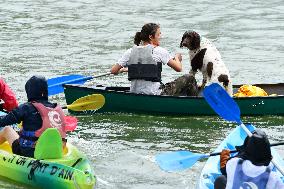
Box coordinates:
[198,124,284,189]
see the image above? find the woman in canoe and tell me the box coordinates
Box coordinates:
[214,129,284,189]
[0,77,18,112]
[110,23,183,95]
[0,75,66,158]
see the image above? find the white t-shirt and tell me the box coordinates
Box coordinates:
[117,44,172,95]
[226,158,284,189]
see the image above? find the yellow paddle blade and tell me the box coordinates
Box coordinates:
[66,94,105,111]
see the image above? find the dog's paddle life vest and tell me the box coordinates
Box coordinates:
[231,159,271,189]
[19,102,66,148]
[127,45,162,82]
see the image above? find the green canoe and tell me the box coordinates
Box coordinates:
[63,83,284,116]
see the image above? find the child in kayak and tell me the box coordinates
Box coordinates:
[0,75,66,158]
[214,129,284,189]
[0,77,18,112]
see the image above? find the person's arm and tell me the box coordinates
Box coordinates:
[220,149,230,176]
[111,48,132,75]
[110,63,123,75]
[0,79,18,112]
[167,53,182,72]
[269,172,284,189]
[0,104,24,127]
[110,64,128,74]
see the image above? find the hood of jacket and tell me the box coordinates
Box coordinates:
[25,75,48,102]
[237,129,272,166]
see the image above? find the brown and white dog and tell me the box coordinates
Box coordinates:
[180,31,233,96]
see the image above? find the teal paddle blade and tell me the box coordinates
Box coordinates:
[155,151,207,171]
[47,74,92,96]
[203,83,241,124]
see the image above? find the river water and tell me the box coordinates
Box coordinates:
[0,0,284,188]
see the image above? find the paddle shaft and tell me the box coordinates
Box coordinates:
[48,72,112,88]
[209,141,284,156]
[62,101,96,110]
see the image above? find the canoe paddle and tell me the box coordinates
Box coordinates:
[155,142,284,172]
[47,73,111,96]
[1,94,105,112]
[63,94,105,112]
[203,83,284,176]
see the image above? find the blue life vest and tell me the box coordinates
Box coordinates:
[127,45,162,82]
[232,159,271,189]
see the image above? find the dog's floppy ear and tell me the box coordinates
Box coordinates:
[180,31,187,48]
[190,31,201,49]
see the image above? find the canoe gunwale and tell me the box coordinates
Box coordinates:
[63,84,284,100]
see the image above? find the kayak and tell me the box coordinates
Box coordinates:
[63,83,284,116]
[0,112,96,189]
[197,124,284,189]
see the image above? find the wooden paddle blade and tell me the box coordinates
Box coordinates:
[203,83,241,124]
[47,75,92,96]
[155,151,207,171]
[67,94,105,111]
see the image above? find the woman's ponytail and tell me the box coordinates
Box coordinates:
[134,32,141,46]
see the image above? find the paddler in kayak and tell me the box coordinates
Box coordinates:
[0,77,18,112]
[0,75,66,158]
[214,129,284,189]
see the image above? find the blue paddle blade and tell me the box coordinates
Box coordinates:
[155,151,207,172]
[203,83,241,124]
[47,74,92,96]
[47,75,85,86]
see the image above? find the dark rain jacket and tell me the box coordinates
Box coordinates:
[0,75,56,130]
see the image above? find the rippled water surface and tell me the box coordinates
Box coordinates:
[0,0,284,188]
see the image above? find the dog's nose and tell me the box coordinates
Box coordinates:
[181,42,187,47]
